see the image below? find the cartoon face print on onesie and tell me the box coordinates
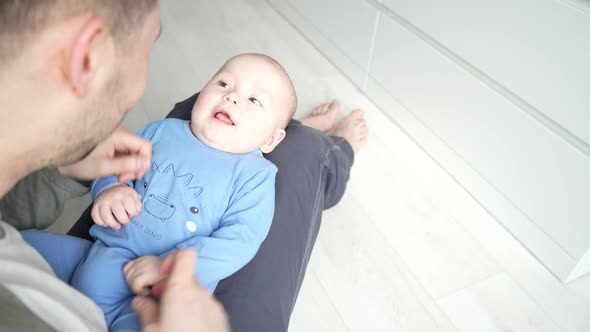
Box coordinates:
[136,163,207,236]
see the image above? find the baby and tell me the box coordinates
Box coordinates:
[43,53,296,331]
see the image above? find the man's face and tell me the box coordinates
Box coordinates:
[190,55,289,154]
[57,3,162,166]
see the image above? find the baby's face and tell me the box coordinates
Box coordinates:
[191,55,290,154]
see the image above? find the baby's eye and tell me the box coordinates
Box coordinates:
[249,97,262,106]
[218,81,230,89]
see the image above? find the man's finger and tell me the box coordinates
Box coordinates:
[167,249,198,286]
[118,171,135,183]
[150,279,165,299]
[110,130,152,167]
[154,249,200,297]
[132,296,159,330]
[110,127,147,150]
[159,251,177,276]
[108,127,152,180]
[101,156,143,180]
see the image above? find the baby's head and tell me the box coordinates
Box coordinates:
[191,53,297,154]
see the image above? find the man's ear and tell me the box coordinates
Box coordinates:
[65,18,106,97]
[260,129,286,154]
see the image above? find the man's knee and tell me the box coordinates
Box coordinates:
[223,301,289,332]
[267,122,326,169]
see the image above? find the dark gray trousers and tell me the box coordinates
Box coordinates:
[68,93,354,331]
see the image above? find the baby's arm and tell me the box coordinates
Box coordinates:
[161,167,276,291]
[89,121,165,228]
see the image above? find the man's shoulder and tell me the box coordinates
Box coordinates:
[0,283,58,331]
[0,221,107,331]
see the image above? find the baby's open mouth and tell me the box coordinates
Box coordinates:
[214,110,234,126]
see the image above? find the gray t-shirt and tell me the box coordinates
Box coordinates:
[0,219,106,331]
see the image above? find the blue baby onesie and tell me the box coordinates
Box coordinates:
[71,119,277,331]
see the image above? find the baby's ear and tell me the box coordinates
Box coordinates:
[260,129,286,154]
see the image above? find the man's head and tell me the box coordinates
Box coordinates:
[191,53,297,154]
[0,0,161,172]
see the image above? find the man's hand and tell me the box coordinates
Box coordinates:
[132,249,230,332]
[91,184,141,229]
[124,256,164,296]
[58,126,152,183]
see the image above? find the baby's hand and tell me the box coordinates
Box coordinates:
[91,183,141,229]
[124,256,164,296]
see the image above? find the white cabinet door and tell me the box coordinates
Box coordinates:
[367,3,590,281]
[381,0,590,147]
[270,0,379,87]
[270,0,590,282]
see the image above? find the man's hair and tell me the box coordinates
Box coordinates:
[0,0,158,67]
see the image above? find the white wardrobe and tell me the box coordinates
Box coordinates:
[268,0,590,282]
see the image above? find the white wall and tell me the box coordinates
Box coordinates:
[269,0,590,282]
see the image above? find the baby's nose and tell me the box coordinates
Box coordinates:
[224,93,238,105]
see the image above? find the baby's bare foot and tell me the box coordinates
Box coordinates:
[300,99,341,133]
[330,109,368,153]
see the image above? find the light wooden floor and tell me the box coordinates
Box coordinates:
[49,0,590,331]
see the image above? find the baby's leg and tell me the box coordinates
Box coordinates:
[70,241,136,329]
[21,229,92,283]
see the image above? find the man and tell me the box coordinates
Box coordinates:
[0,1,228,331]
[0,0,365,331]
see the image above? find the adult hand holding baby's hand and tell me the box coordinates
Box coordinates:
[132,249,230,332]
[58,125,152,183]
[124,256,164,296]
[91,184,141,229]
